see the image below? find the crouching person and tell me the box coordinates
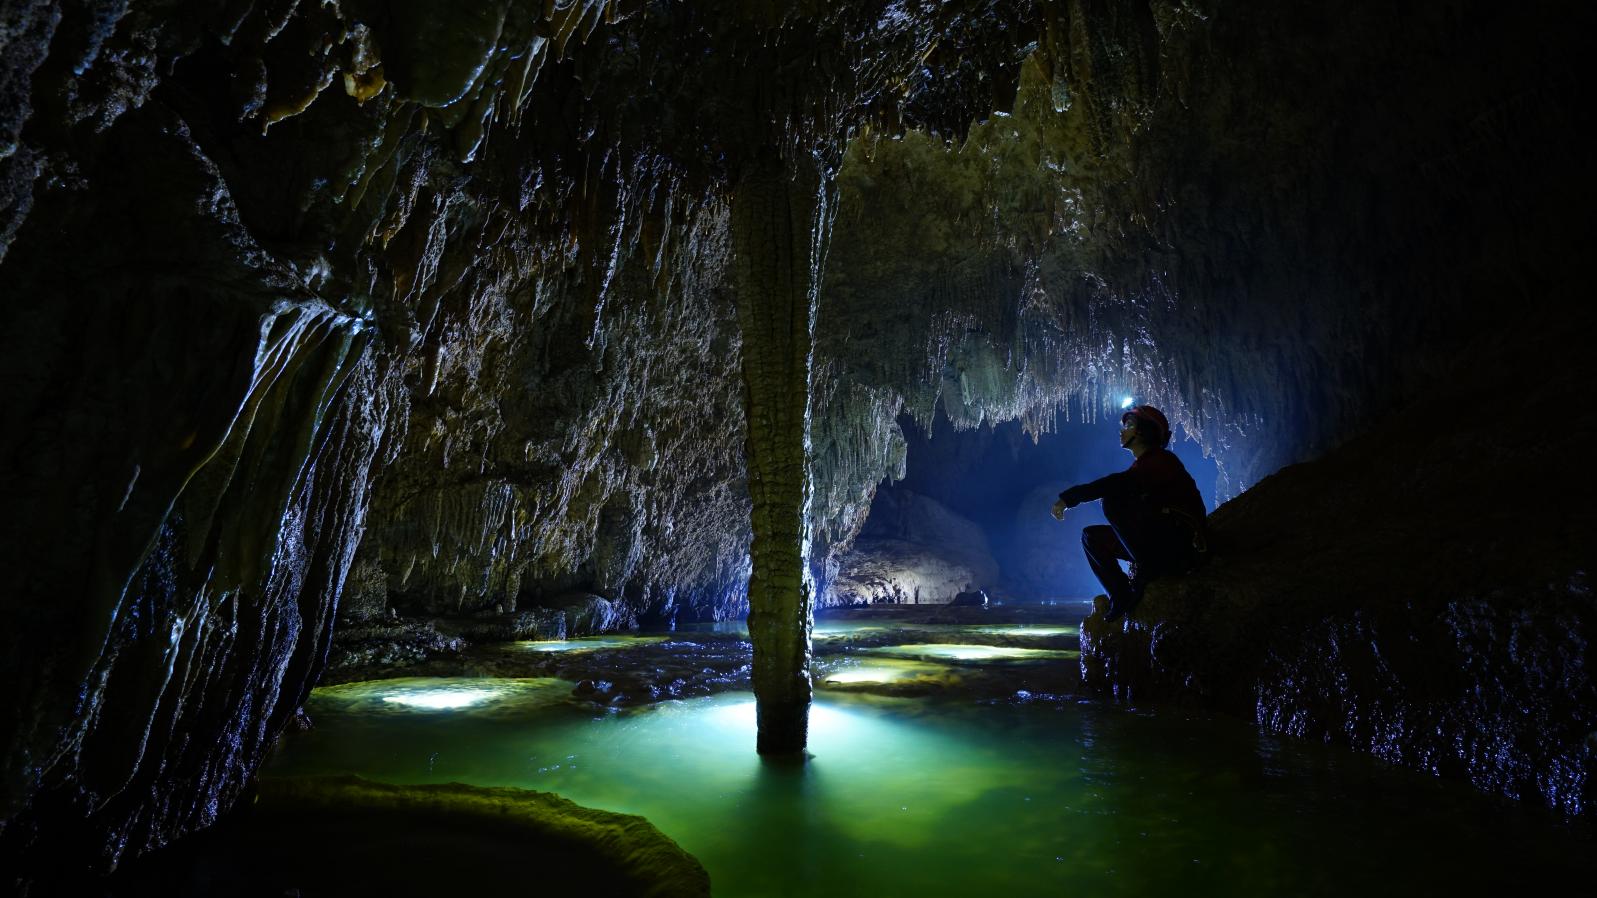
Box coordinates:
[1051,405,1207,622]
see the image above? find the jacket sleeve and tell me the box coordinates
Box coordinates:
[1059,470,1134,507]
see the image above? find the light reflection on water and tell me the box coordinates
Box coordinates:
[864,643,1079,662]
[680,620,898,640]
[270,681,1594,896]
[968,624,1080,637]
[518,635,668,652]
[313,677,573,716]
[818,658,951,686]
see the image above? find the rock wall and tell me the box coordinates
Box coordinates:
[829,489,1001,606]
[1080,326,1597,814]
[0,0,1036,876]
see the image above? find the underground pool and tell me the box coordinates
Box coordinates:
[262,612,1595,896]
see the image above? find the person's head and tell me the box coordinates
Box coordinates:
[1119,405,1172,452]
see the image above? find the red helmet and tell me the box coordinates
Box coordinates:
[1120,404,1171,447]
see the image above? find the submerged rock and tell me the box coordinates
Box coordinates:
[323,600,641,683]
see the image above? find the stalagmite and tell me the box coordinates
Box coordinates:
[729,151,834,754]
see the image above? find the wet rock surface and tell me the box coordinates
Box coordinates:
[103,775,711,898]
[1081,335,1597,815]
[829,488,1002,607]
[0,2,1032,874]
[325,605,1088,709]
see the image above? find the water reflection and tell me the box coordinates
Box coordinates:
[312,677,572,717]
[518,635,667,652]
[275,622,1597,896]
[968,624,1080,637]
[864,643,1078,662]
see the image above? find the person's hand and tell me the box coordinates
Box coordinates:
[1050,498,1067,521]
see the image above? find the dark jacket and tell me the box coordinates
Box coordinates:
[1058,447,1205,522]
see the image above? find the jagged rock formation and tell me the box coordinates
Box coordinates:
[0,0,1033,875]
[1080,328,1597,814]
[1,0,1589,882]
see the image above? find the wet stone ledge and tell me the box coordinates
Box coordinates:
[1079,355,1597,817]
[105,776,711,898]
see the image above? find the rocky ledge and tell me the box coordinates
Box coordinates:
[108,776,710,898]
[1081,332,1597,816]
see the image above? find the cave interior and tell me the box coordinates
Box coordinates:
[1,0,1593,894]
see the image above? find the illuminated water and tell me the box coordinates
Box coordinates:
[518,635,668,652]
[268,625,1594,896]
[861,643,1078,662]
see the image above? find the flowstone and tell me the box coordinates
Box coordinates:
[110,776,711,898]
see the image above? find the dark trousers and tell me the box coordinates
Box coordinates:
[1081,495,1195,607]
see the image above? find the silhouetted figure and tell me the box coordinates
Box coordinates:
[1051,405,1207,622]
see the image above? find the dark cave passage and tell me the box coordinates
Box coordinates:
[832,408,1220,604]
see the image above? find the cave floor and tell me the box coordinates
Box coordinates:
[217,606,1597,896]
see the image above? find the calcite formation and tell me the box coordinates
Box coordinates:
[112,775,711,897]
[0,0,1588,882]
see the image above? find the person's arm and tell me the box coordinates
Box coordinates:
[1058,470,1134,508]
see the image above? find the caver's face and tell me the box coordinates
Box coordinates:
[1119,416,1140,449]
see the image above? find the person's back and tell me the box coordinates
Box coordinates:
[1051,405,1206,621]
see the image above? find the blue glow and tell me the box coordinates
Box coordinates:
[1120,396,1135,409]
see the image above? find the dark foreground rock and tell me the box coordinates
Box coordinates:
[102,776,710,898]
[1081,334,1597,816]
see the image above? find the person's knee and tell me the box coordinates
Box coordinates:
[1082,525,1115,556]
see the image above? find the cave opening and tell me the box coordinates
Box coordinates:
[832,406,1221,606]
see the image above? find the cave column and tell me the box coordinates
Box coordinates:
[730,149,834,755]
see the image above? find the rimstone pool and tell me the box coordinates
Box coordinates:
[264,608,1595,896]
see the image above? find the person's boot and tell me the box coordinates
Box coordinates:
[1105,567,1152,623]
[1103,587,1135,623]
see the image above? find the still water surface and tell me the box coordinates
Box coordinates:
[266,624,1594,896]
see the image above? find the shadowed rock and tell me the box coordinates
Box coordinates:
[108,775,711,898]
[1081,331,1597,815]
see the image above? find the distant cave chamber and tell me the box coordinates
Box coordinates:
[823,412,1219,607]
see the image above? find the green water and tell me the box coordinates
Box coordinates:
[517,635,669,652]
[270,636,1594,896]
[861,643,1079,662]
